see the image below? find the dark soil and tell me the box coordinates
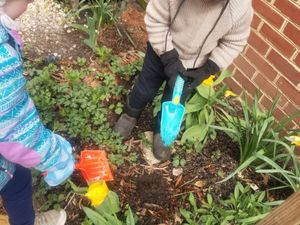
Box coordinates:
[119,1,147,52]
[132,105,154,138]
[98,25,135,54]
[17,1,297,224]
[98,1,147,54]
[136,172,170,206]
[107,131,241,225]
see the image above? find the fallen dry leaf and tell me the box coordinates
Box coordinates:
[175,175,183,187]
[194,180,205,188]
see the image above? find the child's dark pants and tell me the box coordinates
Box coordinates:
[128,42,191,133]
[0,165,35,225]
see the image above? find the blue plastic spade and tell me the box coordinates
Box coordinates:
[161,75,185,146]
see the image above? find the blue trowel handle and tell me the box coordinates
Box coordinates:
[172,75,185,105]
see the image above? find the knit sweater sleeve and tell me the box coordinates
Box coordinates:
[144,0,173,55]
[209,8,253,70]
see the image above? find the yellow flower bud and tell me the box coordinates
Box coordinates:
[202,75,215,87]
[85,182,109,206]
[288,135,300,146]
[224,90,237,97]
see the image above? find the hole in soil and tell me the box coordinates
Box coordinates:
[135,172,170,206]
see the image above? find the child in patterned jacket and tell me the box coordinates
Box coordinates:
[0,1,75,225]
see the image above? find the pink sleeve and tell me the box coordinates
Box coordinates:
[0,142,41,168]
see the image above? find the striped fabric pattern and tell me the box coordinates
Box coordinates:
[0,24,72,190]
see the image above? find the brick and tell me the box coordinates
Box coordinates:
[259,96,291,128]
[233,55,256,79]
[253,0,285,29]
[267,50,300,85]
[234,69,259,96]
[276,76,300,105]
[248,30,269,55]
[274,0,300,26]
[273,108,291,121]
[245,93,254,106]
[295,52,300,67]
[277,95,289,108]
[296,146,300,157]
[224,77,243,95]
[273,107,294,128]
[260,92,288,109]
[261,23,296,58]
[283,22,300,47]
[284,102,300,125]
[254,74,280,98]
[251,14,262,30]
[260,95,273,110]
[245,47,277,81]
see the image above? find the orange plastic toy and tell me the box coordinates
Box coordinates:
[75,150,113,182]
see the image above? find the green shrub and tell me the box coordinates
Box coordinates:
[180,182,279,225]
[26,64,126,163]
[212,94,300,191]
[182,70,232,152]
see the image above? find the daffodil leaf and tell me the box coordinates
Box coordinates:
[96,191,120,215]
[83,207,110,225]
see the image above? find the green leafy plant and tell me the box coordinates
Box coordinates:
[180,182,280,225]
[81,217,94,225]
[212,94,300,191]
[182,70,232,151]
[96,46,114,64]
[110,53,144,80]
[83,191,137,225]
[71,0,119,51]
[26,64,126,163]
[172,154,186,168]
[32,170,71,211]
[71,12,100,51]
[77,57,87,67]
[69,181,137,225]
[254,139,300,192]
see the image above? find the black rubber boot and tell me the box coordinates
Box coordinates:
[153,133,171,161]
[113,99,142,140]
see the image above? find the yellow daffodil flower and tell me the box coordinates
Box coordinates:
[85,181,109,206]
[287,135,300,146]
[224,90,237,97]
[202,75,215,87]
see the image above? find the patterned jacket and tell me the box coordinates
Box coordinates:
[0,24,72,190]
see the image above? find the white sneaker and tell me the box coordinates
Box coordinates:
[34,209,67,225]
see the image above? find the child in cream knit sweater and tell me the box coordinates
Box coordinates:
[115,0,253,160]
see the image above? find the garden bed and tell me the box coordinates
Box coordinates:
[2,1,299,225]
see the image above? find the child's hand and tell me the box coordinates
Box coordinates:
[43,145,75,187]
[183,59,220,91]
[3,0,33,19]
[160,48,185,80]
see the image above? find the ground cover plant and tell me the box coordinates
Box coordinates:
[15,1,300,225]
[212,94,300,192]
[180,182,279,225]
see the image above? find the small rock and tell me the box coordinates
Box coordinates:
[141,131,161,165]
[172,168,183,176]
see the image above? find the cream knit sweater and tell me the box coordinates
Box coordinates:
[144,0,253,69]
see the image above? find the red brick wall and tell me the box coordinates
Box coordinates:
[226,0,300,127]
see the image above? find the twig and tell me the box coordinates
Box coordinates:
[178,176,198,188]
[64,193,76,210]
[127,138,133,152]
[173,189,200,197]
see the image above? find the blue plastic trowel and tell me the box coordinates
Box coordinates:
[160,75,185,146]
